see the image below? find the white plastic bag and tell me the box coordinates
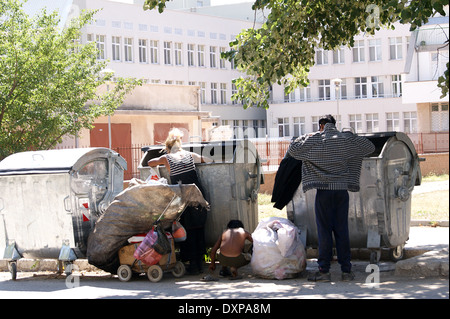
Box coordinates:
[251,217,306,280]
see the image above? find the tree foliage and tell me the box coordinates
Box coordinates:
[143,0,448,109]
[0,0,142,160]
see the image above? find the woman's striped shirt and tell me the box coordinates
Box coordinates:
[166,152,196,176]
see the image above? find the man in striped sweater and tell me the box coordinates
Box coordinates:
[288,115,375,282]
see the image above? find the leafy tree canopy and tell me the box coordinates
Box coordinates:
[143,0,448,109]
[0,0,142,160]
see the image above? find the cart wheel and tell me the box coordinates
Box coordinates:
[147,265,163,282]
[117,265,133,282]
[389,245,404,262]
[171,261,185,278]
[8,262,17,281]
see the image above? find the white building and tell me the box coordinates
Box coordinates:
[73,0,267,139]
[265,11,448,139]
[403,14,449,134]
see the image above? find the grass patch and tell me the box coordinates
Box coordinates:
[258,175,449,222]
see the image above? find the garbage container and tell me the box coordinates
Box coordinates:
[0,148,126,277]
[139,139,263,247]
[286,132,422,263]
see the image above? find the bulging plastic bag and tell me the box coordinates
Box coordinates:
[251,217,306,280]
[133,226,171,265]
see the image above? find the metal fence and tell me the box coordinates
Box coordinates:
[55,132,448,179]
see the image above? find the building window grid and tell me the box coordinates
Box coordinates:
[164,41,172,65]
[365,113,379,132]
[210,46,217,68]
[403,111,417,133]
[386,112,400,131]
[369,39,382,62]
[112,36,121,61]
[187,43,195,66]
[198,45,205,67]
[277,117,290,137]
[431,102,449,132]
[355,77,367,99]
[150,40,159,64]
[389,37,403,60]
[371,76,384,98]
[318,79,331,101]
[220,83,227,104]
[96,35,106,60]
[174,42,183,66]
[333,46,345,64]
[293,117,305,137]
[210,82,218,104]
[138,39,147,63]
[353,40,365,63]
[124,37,133,62]
[349,114,363,133]
[316,49,328,65]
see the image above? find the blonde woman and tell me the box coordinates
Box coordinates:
[148,128,212,275]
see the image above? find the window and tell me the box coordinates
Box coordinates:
[318,79,331,101]
[187,44,195,66]
[299,85,311,102]
[316,49,328,65]
[210,46,217,68]
[333,46,345,64]
[124,37,133,62]
[431,103,449,132]
[198,45,205,67]
[112,36,121,61]
[352,40,365,62]
[199,82,206,104]
[392,75,402,97]
[355,77,367,99]
[312,116,320,132]
[211,82,218,104]
[349,114,363,133]
[284,87,295,102]
[164,41,172,65]
[138,39,147,63]
[277,118,289,137]
[365,113,379,132]
[389,37,403,60]
[386,112,400,131]
[338,79,347,100]
[174,42,182,66]
[403,111,417,133]
[219,47,227,69]
[293,117,305,137]
[369,39,382,62]
[371,76,384,98]
[150,40,159,64]
[96,35,106,60]
[231,83,238,105]
[220,83,227,104]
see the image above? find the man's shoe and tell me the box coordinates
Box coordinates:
[308,271,331,282]
[341,271,355,281]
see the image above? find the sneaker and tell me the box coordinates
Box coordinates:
[341,271,355,281]
[308,271,331,282]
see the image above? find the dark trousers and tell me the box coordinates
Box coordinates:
[314,189,351,273]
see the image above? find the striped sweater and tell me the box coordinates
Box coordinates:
[166,152,196,177]
[288,123,375,192]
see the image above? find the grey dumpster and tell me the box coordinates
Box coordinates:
[139,139,263,247]
[287,132,422,263]
[0,148,126,277]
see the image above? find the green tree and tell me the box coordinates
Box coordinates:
[143,0,448,109]
[0,0,142,160]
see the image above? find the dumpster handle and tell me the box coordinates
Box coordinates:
[63,196,71,213]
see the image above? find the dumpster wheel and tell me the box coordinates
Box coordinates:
[389,245,404,262]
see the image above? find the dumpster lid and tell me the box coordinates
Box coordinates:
[0,148,117,175]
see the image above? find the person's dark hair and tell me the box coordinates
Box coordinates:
[227,220,244,229]
[318,114,336,126]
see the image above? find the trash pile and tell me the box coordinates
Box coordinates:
[251,217,306,280]
[86,178,208,274]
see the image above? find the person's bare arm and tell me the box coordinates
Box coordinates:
[209,235,222,271]
[147,155,170,172]
[191,152,213,164]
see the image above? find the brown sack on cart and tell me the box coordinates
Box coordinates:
[86,180,209,274]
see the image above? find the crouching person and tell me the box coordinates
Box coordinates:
[208,220,253,280]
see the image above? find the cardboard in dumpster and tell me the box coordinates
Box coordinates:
[86,179,208,273]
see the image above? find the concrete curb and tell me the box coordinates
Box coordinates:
[395,248,449,278]
[410,220,449,227]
